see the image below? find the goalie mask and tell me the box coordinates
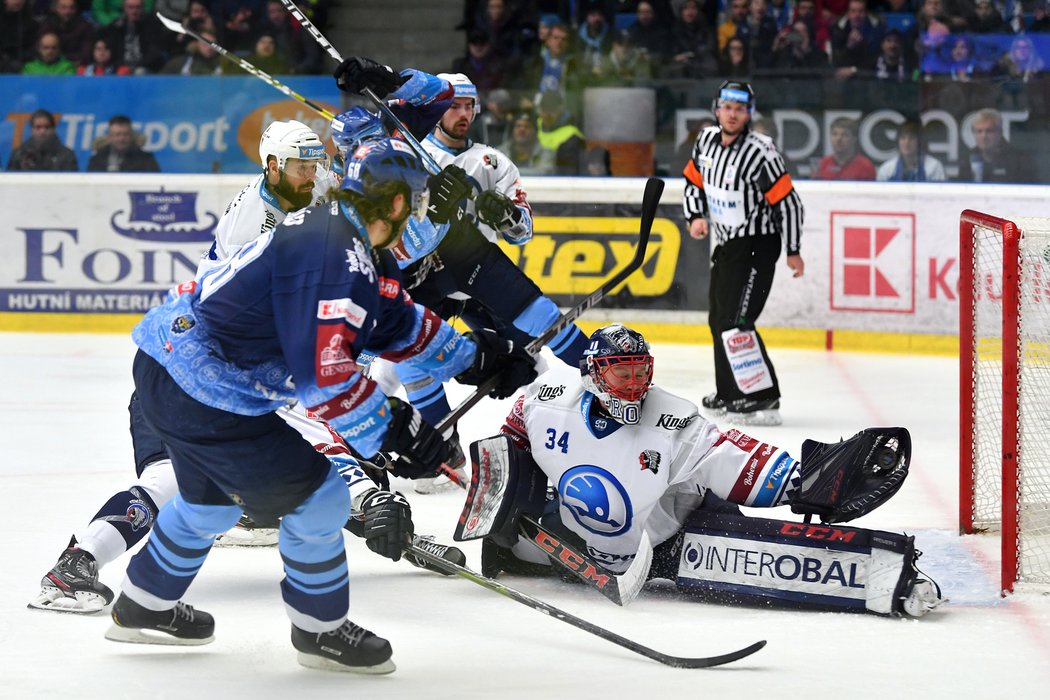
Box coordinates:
[580,324,653,425]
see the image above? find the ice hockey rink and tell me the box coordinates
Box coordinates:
[2,330,1049,699]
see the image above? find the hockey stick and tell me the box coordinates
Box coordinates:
[434,176,666,436]
[517,514,652,606]
[276,0,442,175]
[403,542,766,668]
[155,13,335,121]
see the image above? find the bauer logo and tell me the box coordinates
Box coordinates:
[830,212,916,313]
[558,466,633,537]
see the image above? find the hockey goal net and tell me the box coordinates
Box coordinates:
[960,210,1050,593]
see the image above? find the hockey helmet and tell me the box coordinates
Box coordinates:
[258,119,326,172]
[330,107,386,155]
[437,72,481,115]
[340,137,430,223]
[712,80,755,114]
[580,324,653,426]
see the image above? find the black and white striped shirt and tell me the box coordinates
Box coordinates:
[682,125,803,255]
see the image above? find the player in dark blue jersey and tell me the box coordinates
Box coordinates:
[103,138,535,674]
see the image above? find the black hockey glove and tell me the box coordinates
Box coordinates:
[333,56,405,97]
[475,190,521,232]
[456,328,538,399]
[380,397,449,475]
[426,164,472,224]
[360,489,414,561]
[790,427,912,524]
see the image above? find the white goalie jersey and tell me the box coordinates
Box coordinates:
[502,366,799,572]
[422,134,532,245]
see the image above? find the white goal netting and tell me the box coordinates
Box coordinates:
[968,215,1050,588]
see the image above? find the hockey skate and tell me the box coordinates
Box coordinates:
[724,397,782,426]
[901,578,945,618]
[414,431,467,495]
[105,593,215,645]
[28,540,114,614]
[404,534,467,575]
[701,391,727,414]
[213,514,279,547]
[291,619,395,674]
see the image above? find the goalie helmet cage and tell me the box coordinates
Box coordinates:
[959,209,1050,594]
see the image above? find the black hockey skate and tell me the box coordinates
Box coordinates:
[701,391,726,412]
[105,593,215,645]
[415,429,467,494]
[724,397,782,426]
[404,534,467,575]
[291,620,395,674]
[480,538,556,579]
[28,539,114,614]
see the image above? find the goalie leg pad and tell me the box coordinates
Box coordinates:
[455,435,548,545]
[674,510,929,616]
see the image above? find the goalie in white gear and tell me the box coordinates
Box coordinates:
[458,324,943,618]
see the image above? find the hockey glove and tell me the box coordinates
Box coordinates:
[360,489,414,561]
[475,190,521,232]
[333,56,406,97]
[380,397,449,476]
[790,427,911,524]
[426,164,471,224]
[456,328,538,399]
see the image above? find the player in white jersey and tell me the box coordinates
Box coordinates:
[457,324,944,617]
[422,72,532,247]
[29,119,462,614]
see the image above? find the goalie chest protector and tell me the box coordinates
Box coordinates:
[675,510,917,615]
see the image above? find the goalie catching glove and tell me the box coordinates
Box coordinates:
[790,427,911,524]
[357,489,413,562]
[455,328,538,399]
[426,164,472,223]
[475,190,521,233]
[333,56,406,97]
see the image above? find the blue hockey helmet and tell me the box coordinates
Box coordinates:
[340,137,430,223]
[580,324,653,425]
[330,107,386,154]
[712,80,755,115]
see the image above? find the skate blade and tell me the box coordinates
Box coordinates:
[213,528,279,547]
[296,651,396,674]
[104,623,214,646]
[413,473,465,495]
[27,587,109,614]
[724,409,782,427]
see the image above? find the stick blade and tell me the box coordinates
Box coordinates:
[663,639,767,669]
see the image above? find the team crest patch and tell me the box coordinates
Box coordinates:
[483,153,499,169]
[170,315,195,334]
[639,450,661,474]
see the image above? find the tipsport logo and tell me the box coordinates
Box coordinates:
[558,466,633,537]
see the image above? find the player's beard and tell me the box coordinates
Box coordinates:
[273,172,314,210]
[439,115,470,141]
[373,209,411,250]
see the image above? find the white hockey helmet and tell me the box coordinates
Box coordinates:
[437,72,481,115]
[258,119,326,171]
[580,324,653,426]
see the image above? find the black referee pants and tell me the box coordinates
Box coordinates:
[708,234,782,403]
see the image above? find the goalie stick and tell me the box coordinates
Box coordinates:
[276,0,442,175]
[155,13,336,121]
[403,541,766,668]
[517,514,652,607]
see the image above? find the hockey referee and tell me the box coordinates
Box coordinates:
[682,80,804,426]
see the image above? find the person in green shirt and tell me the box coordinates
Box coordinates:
[21,31,76,75]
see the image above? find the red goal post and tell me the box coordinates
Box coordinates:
[959,210,1050,594]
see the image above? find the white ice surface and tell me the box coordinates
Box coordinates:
[2,332,1048,698]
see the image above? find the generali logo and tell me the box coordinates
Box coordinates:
[829,211,916,313]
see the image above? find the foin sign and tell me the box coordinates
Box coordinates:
[830,212,915,313]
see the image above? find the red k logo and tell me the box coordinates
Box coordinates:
[830,212,915,313]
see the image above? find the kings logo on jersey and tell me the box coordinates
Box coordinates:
[558,466,633,536]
